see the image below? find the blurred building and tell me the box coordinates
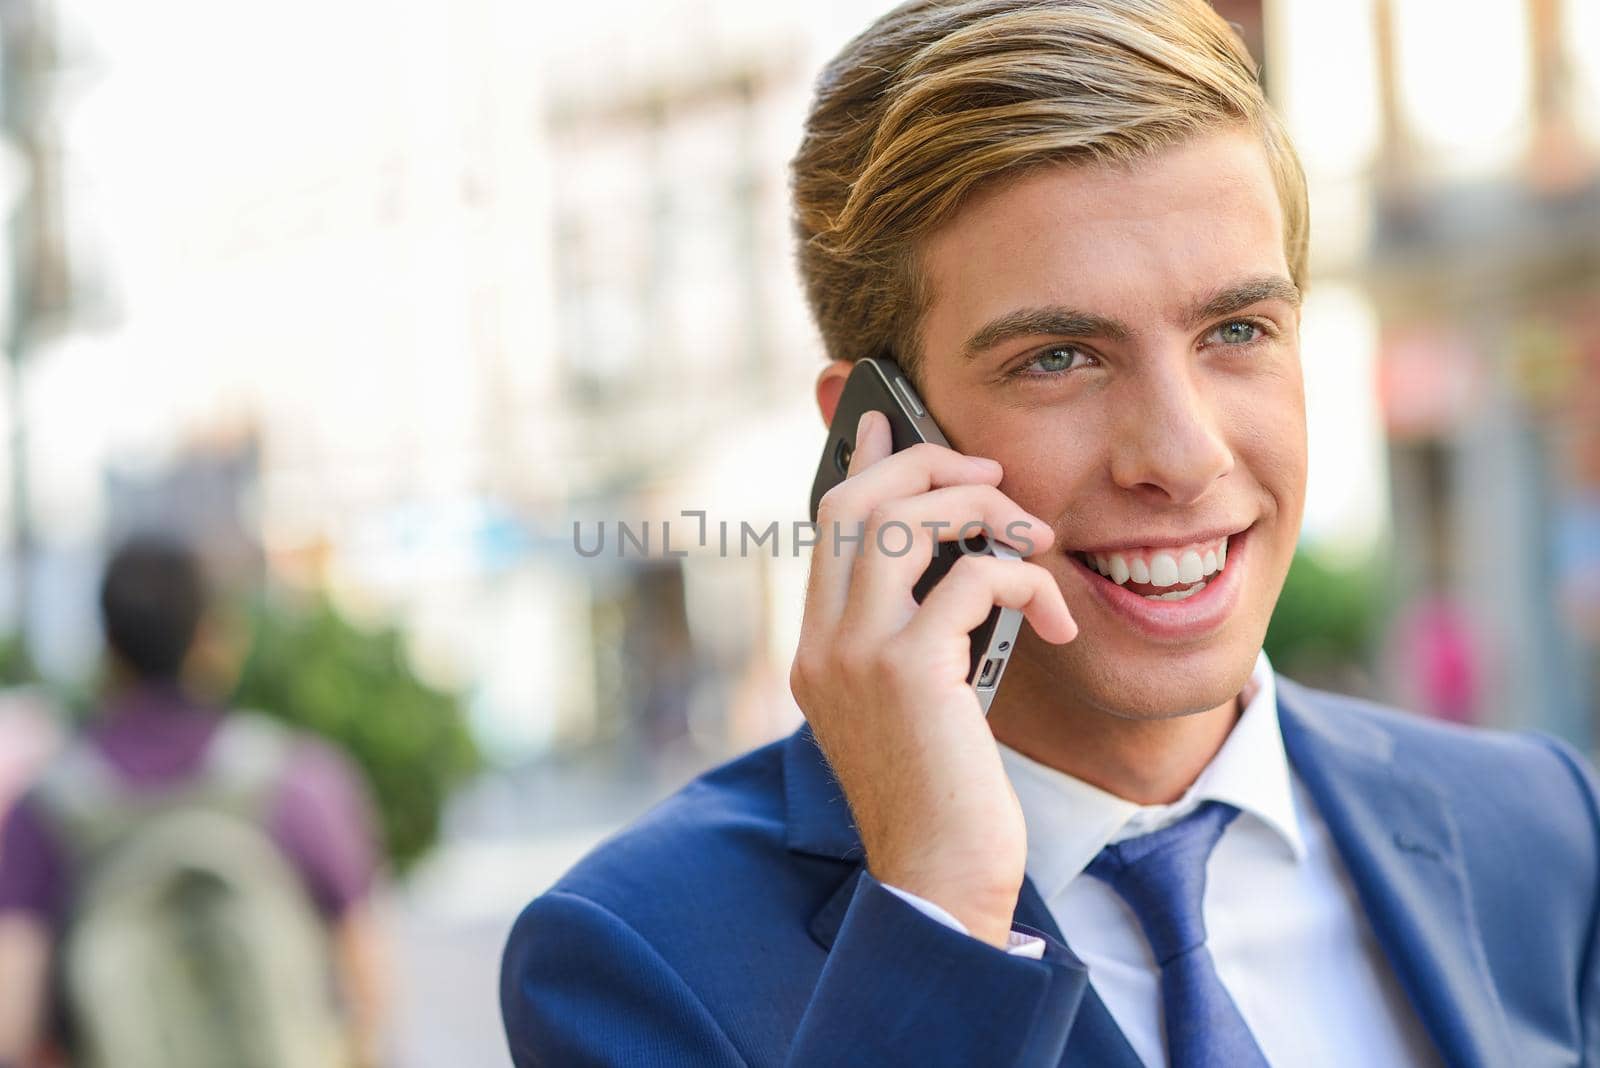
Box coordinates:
[2,1,870,777]
[1355,0,1600,743]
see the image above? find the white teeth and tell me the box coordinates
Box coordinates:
[1083,532,1235,587]
[1109,554,1130,585]
[1149,552,1180,587]
[1178,550,1204,584]
[1144,581,1206,602]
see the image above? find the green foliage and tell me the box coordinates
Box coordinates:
[231,592,480,872]
[1264,547,1386,680]
[0,632,36,687]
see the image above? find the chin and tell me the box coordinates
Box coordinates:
[1038,629,1262,722]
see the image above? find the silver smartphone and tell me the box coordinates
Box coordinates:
[808,357,1024,713]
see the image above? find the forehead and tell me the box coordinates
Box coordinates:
[918,127,1289,348]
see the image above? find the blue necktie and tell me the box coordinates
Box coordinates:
[1085,800,1270,1068]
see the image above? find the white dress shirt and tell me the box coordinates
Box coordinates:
[888,650,1439,1067]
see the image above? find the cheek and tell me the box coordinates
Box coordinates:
[980,408,1114,520]
[1218,372,1308,518]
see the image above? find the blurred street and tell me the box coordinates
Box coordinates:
[393,747,723,1066]
[393,830,612,1067]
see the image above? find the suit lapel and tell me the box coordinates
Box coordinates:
[1276,677,1514,1068]
[1015,878,1145,1068]
[784,724,1142,1068]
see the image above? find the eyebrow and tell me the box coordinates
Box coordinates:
[961,275,1302,360]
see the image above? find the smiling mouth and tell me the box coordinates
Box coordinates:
[1071,532,1236,602]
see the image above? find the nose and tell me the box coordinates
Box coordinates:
[1108,356,1234,504]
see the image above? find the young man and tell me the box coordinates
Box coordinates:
[0,537,389,1068]
[501,1,1600,1064]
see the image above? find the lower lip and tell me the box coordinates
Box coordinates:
[1067,526,1250,644]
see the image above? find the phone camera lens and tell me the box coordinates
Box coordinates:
[835,439,854,473]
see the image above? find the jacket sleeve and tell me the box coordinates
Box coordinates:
[787,868,1090,1064]
[1532,733,1600,1064]
[499,888,745,1068]
[501,868,1090,1067]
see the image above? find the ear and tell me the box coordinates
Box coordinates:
[814,359,854,428]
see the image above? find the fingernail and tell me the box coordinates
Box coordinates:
[971,456,1001,473]
[856,411,877,439]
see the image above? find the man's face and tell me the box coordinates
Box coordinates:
[914,126,1306,720]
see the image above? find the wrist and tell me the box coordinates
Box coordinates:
[870,866,1020,950]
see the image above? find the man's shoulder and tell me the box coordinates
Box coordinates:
[538,728,813,932]
[500,727,846,1052]
[1286,677,1593,781]
[1282,676,1600,857]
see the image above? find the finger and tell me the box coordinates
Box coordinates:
[803,411,889,629]
[842,486,1054,638]
[807,423,1001,627]
[901,554,1077,653]
[847,410,891,477]
[834,437,1002,517]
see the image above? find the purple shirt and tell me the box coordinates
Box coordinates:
[0,683,381,928]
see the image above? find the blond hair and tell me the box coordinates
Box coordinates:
[790,0,1308,379]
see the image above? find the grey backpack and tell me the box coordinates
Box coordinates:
[33,713,350,1068]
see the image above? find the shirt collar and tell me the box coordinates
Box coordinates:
[996,649,1306,903]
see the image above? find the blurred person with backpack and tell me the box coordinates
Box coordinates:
[0,535,389,1068]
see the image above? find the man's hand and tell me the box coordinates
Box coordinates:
[788,411,1077,949]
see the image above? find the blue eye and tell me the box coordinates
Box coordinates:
[1212,320,1264,345]
[1015,345,1093,378]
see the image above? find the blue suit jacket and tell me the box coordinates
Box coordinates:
[500,678,1600,1066]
